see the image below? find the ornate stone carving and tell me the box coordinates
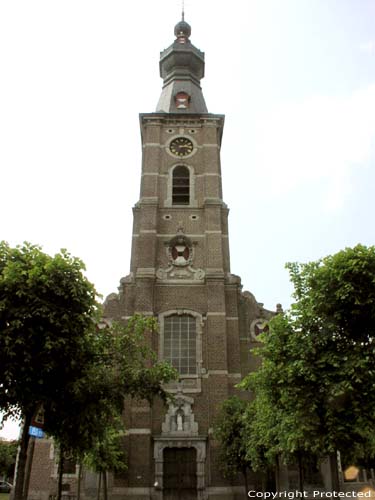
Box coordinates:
[156,229,205,281]
[156,267,169,280]
[120,273,134,284]
[156,264,205,281]
[168,228,193,267]
[194,268,205,280]
[162,386,198,436]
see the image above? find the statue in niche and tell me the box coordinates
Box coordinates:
[176,408,184,431]
[162,393,198,436]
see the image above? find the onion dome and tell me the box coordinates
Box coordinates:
[174,18,191,41]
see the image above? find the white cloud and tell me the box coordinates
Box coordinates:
[251,84,375,211]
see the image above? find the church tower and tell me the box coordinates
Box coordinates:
[104,13,274,500]
[25,12,275,500]
[25,14,335,500]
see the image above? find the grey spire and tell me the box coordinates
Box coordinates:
[156,15,208,114]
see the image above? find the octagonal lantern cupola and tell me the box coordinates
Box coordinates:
[156,14,208,113]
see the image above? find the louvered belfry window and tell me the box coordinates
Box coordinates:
[164,315,196,375]
[172,166,190,205]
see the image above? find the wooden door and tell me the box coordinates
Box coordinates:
[163,447,197,500]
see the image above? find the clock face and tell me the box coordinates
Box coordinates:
[169,137,194,157]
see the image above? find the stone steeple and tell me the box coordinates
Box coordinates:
[26,11,279,500]
[156,14,208,113]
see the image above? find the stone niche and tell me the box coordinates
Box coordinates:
[161,390,198,436]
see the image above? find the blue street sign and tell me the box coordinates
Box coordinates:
[29,426,45,438]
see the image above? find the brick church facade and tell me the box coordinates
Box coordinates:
[28,14,276,500]
[101,13,276,500]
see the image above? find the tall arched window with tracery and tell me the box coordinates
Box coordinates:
[163,314,197,375]
[172,165,190,205]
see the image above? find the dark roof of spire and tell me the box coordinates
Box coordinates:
[156,14,207,113]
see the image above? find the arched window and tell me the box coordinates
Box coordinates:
[164,314,196,375]
[172,166,190,205]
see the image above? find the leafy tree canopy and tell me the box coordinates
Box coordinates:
[0,242,177,500]
[286,244,375,462]
[0,241,100,500]
[45,316,177,457]
[241,245,375,468]
[0,241,100,421]
[84,424,127,475]
[0,439,18,479]
[213,396,251,479]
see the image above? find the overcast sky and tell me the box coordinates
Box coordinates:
[1,0,375,438]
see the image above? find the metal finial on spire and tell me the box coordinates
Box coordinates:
[174,0,191,42]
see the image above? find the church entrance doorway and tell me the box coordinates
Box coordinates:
[163,447,197,500]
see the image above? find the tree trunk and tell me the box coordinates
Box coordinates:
[77,462,83,500]
[266,467,276,492]
[103,471,108,500]
[275,455,280,491]
[261,471,267,492]
[298,451,304,492]
[97,471,102,500]
[243,467,249,498]
[23,437,35,500]
[57,446,65,500]
[329,452,340,492]
[13,412,32,500]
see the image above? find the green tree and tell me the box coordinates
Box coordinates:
[242,245,375,490]
[286,245,375,483]
[84,424,127,500]
[243,389,282,489]
[45,317,175,456]
[44,317,177,500]
[0,242,100,500]
[241,313,317,490]
[0,439,18,480]
[0,243,177,500]
[214,396,252,495]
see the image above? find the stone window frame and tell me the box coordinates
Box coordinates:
[158,309,203,380]
[164,315,196,375]
[165,164,198,208]
[172,165,190,206]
